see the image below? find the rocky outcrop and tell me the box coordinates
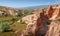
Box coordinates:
[22,13,40,36]
[50,6,60,20]
[0,6,27,16]
[35,12,49,36]
[21,12,49,36]
[45,19,60,36]
[20,5,60,36]
[46,5,60,20]
[46,6,54,18]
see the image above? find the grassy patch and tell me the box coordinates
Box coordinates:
[0,32,17,36]
[0,16,27,36]
[10,22,26,31]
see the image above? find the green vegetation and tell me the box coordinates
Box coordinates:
[0,10,33,36]
[0,15,27,36]
[17,10,33,18]
[1,22,10,32]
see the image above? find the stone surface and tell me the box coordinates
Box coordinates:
[45,20,60,36]
[20,5,60,36]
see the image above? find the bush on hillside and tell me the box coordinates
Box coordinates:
[1,22,10,32]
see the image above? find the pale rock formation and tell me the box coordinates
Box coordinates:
[49,6,60,20]
[20,5,60,36]
[21,12,49,36]
[45,20,60,36]
[22,13,40,36]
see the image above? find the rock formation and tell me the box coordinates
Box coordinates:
[35,12,49,36]
[46,6,54,18]
[20,5,60,36]
[0,6,28,16]
[46,5,60,20]
[21,11,49,36]
[45,5,60,36]
[22,13,40,36]
[45,19,60,36]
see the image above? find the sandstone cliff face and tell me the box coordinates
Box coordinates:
[35,12,49,36]
[45,5,60,36]
[46,5,60,20]
[46,6,54,18]
[45,20,60,36]
[22,12,49,36]
[20,5,60,36]
[22,13,39,36]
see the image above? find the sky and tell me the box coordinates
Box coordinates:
[0,0,60,8]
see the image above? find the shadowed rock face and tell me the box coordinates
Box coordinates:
[35,12,49,36]
[20,5,60,36]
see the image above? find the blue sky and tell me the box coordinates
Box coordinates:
[0,0,60,8]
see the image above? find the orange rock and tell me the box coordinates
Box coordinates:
[49,6,60,20]
[46,6,54,18]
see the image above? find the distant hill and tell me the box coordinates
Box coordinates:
[0,5,54,16]
[18,5,49,9]
[0,6,22,16]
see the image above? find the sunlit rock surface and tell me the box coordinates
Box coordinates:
[46,19,60,36]
[20,5,60,36]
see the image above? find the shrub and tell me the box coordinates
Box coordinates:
[1,22,10,32]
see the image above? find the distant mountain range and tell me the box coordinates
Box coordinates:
[17,5,49,9]
[17,4,60,9]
